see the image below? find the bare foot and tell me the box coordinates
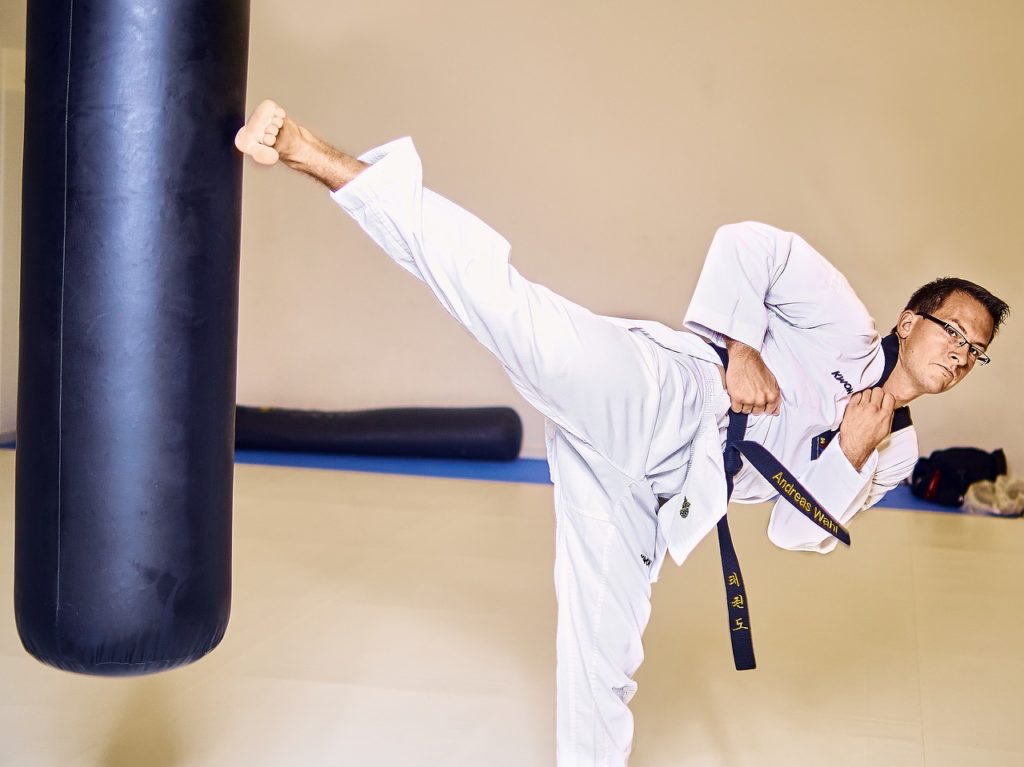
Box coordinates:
[235,99,290,166]
[235,99,367,190]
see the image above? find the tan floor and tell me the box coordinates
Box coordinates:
[1,450,1022,767]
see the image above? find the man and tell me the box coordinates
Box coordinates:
[235,100,1009,766]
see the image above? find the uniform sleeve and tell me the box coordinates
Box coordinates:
[766,427,919,553]
[683,221,866,348]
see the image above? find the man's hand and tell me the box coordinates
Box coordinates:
[838,388,896,471]
[724,339,781,416]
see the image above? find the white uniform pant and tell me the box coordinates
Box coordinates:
[333,139,717,766]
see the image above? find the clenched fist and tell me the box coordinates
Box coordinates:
[724,339,782,416]
[838,387,896,471]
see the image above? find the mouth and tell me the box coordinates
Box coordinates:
[936,364,954,380]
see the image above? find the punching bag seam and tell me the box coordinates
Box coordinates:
[54,0,75,631]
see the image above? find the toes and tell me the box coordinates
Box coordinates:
[236,100,287,165]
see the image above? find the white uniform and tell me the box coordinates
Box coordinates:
[331,138,919,767]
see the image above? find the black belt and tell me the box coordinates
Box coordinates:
[711,344,851,670]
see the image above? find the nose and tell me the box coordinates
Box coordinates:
[948,348,968,368]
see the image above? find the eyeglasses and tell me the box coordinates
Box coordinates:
[916,313,991,366]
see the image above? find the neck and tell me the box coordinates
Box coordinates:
[881,364,919,408]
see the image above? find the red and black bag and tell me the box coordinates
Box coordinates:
[911,447,1007,506]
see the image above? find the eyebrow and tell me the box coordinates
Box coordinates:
[949,317,988,350]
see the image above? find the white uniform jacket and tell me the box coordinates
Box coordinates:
[683,221,919,555]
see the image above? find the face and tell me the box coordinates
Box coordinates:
[895,291,995,395]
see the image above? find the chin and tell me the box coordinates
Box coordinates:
[936,370,960,391]
[922,366,953,394]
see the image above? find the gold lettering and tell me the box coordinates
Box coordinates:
[728,572,740,587]
[812,508,837,533]
[731,595,745,609]
[732,618,750,632]
[812,509,830,531]
[774,473,828,520]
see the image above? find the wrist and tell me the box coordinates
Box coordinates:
[838,434,870,472]
[725,337,757,356]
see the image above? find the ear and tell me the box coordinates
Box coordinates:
[895,309,916,340]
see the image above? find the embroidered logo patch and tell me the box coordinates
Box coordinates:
[831,370,853,394]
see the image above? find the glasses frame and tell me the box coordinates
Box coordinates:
[916,312,991,366]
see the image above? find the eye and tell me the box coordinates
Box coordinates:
[968,346,981,359]
[944,326,958,339]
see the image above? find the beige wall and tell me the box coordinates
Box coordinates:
[1,46,24,436]
[239,0,1023,461]
[1,0,25,435]
[0,1,1019,463]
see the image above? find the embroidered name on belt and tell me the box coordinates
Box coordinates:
[770,471,839,536]
[737,440,850,546]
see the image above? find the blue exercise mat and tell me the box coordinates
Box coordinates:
[0,441,971,513]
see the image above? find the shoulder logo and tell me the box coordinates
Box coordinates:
[831,370,853,394]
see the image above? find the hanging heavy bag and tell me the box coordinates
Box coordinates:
[15,0,250,675]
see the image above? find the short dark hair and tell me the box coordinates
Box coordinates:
[894,277,1010,342]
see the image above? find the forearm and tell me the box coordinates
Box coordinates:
[278,120,368,192]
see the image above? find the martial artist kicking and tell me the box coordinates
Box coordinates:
[235,100,1009,767]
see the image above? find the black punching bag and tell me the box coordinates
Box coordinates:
[15,0,250,675]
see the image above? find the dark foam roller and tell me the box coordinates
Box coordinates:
[15,0,250,675]
[236,405,524,461]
